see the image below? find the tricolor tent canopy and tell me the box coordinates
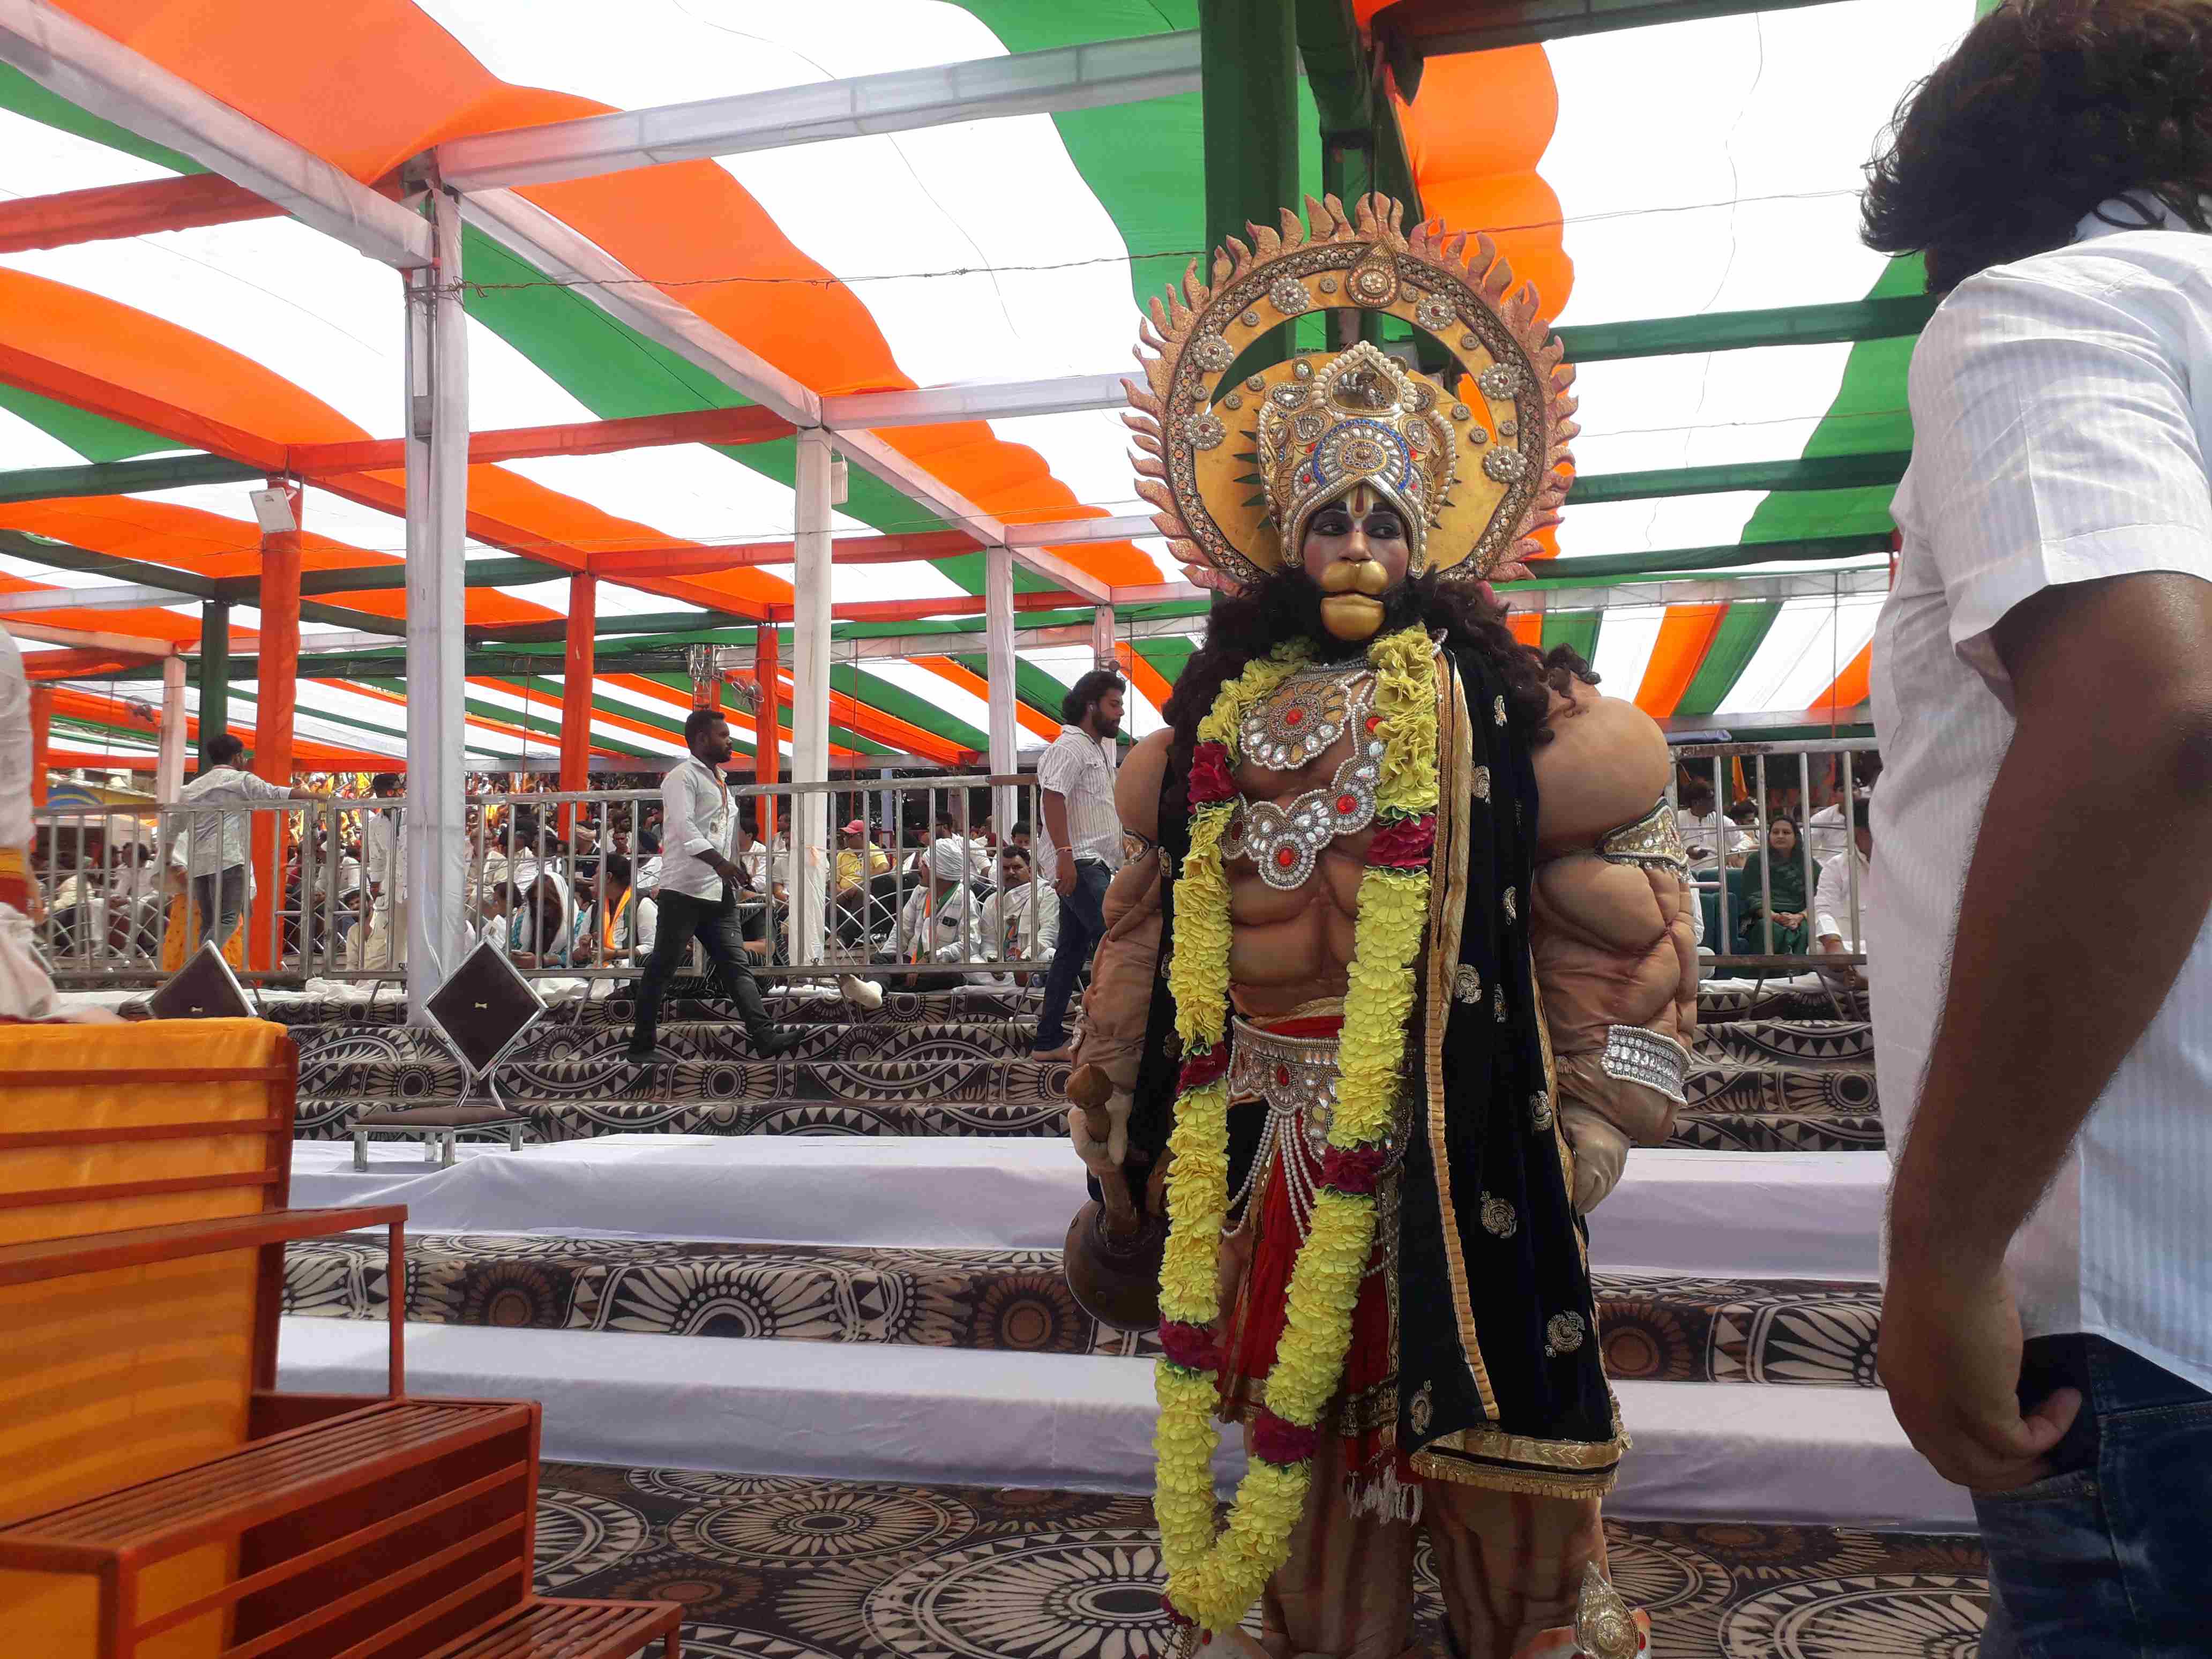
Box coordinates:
[0,0,1989,774]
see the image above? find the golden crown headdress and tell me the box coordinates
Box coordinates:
[1126,193,1576,591]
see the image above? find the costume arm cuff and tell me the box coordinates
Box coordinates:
[1598,1025,1689,1107]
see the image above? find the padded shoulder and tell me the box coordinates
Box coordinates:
[1531,680,1672,857]
[1116,729,1172,843]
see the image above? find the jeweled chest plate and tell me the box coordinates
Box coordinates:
[1226,671,1384,891]
[1239,667,1354,771]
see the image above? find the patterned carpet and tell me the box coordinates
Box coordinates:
[247,980,1872,1029]
[284,1234,1882,1387]
[533,1464,1986,1658]
[283,1012,1883,1152]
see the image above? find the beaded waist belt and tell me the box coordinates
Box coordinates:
[1229,1014,1345,1156]
[1227,1012,1403,1265]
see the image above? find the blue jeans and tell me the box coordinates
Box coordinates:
[1034,858,1109,1051]
[191,866,249,952]
[1975,1333,2212,1657]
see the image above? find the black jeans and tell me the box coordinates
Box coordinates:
[1034,858,1110,1050]
[629,887,779,1055]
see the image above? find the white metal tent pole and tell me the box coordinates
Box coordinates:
[1090,603,1117,670]
[985,543,1019,841]
[402,183,472,1023]
[155,654,186,799]
[789,430,835,966]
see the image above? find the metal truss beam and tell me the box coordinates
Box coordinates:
[436,32,1200,192]
[0,581,198,613]
[461,189,819,425]
[789,294,1946,431]
[1509,533,1893,585]
[0,453,264,504]
[0,0,432,267]
[823,373,1131,431]
[0,529,225,596]
[832,429,1111,604]
[591,529,977,577]
[458,188,1111,602]
[286,403,794,476]
[5,617,177,654]
[1005,513,1157,548]
[1509,566,1890,612]
[1557,294,1938,363]
[1570,451,1909,507]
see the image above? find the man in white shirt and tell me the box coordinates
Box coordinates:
[1805,758,1879,863]
[943,841,1059,983]
[1674,775,1724,872]
[169,733,328,952]
[899,810,990,961]
[1812,810,1873,957]
[358,772,406,968]
[625,710,803,1065]
[1863,11,2212,1646]
[1032,669,1125,1059]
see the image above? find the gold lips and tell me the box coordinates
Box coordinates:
[1318,558,1392,640]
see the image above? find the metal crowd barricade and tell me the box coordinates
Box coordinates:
[30,796,342,988]
[29,772,1068,991]
[419,772,1058,985]
[1668,737,1876,981]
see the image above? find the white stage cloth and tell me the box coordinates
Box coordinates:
[293,1138,1884,1279]
[277,1317,1966,1528]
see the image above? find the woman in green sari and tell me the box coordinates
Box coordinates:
[1737,816,1812,955]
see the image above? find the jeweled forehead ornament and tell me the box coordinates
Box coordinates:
[1125,192,1579,595]
[1262,341,1453,571]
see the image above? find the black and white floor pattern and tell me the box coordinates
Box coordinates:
[534,1465,1986,1658]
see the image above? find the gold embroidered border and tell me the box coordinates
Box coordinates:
[1410,1386,1631,1500]
[1408,1452,1620,1502]
[1423,652,1498,1419]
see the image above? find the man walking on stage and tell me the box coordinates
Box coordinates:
[626,708,803,1066]
[1030,668,1124,1062]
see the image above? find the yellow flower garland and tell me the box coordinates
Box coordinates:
[1155,625,1440,1635]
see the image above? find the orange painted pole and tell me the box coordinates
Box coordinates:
[27,685,51,807]
[251,482,303,974]
[558,572,596,832]
[755,626,780,847]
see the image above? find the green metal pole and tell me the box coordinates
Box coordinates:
[1201,0,1300,361]
[198,600,230,765]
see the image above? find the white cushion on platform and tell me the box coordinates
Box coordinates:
[276,1317,1967,1529]
[292,1138,1885,1277]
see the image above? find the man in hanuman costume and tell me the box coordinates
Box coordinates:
[1060,196,1696,1658]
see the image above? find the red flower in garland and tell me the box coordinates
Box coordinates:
[1250,1410,1321,1467]
[1188,742,1236,806]
[1179,1043,1230,1093]
[1366,812,1437,870]
[1159,1320,1222,1372]
[1319,1144,1387,1196]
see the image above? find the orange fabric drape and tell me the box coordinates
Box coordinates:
[1810,643,1873,714]
[1633,604,1729,718]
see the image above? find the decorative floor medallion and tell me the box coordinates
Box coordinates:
[1720,1574,1986,1658]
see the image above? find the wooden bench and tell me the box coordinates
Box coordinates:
[0,1021,684,1658]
